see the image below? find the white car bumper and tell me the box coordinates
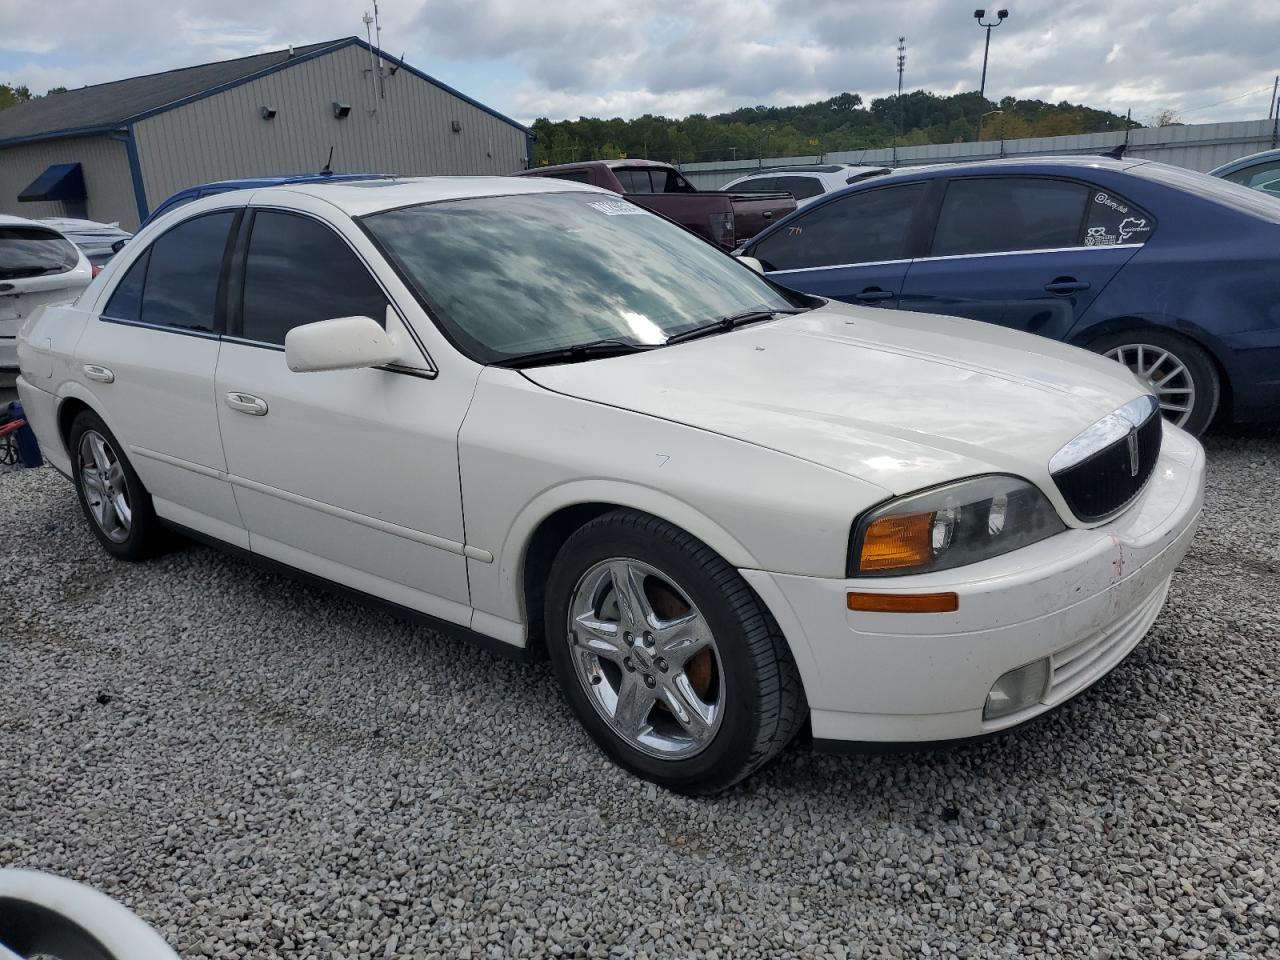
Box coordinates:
[743,425,1206,746]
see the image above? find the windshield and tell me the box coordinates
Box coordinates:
[362,191,800,363]
[0,226,79,280]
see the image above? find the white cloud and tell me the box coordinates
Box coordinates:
[1,0,1277,124]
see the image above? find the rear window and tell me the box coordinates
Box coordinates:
[1131,161,1280,223]
[0,226,79,280]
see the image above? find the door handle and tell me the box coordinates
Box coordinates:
[82,364,115,383]
[855,288,895,302]
[1044,278,1090,294]
[224,392,268,416]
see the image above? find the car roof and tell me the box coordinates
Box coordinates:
[0,212,66,230]
[845,155,1146,183]
[256,175,610,216]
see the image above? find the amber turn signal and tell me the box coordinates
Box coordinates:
[847,591,959,613]
[858,512,934,572]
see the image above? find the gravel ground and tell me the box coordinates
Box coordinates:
[2,427,1278,960]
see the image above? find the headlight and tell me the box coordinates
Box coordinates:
[849,475,1065,577]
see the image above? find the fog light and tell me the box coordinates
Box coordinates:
[984,659,1050,721]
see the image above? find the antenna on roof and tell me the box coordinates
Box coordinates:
[321,146,334,175]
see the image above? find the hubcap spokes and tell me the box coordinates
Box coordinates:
[568,558,724,759]
[78,431,132,543]
[1104,344,1195,427]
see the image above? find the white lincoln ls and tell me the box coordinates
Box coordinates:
[16,177,1204,792]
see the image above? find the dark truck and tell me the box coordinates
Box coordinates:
[515,159,795,250]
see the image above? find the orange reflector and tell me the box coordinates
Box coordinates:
[847,591,959,614]
[859,512,934,572]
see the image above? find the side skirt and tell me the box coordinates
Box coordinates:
[160,519,532,663]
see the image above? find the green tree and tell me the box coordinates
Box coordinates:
[0,83,34,111]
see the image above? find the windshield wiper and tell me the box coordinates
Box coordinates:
[493,338,658,369]
[664,308,800,346]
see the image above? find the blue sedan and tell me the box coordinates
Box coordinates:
[737,157,1280,434]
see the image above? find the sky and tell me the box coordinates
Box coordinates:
[1,0,1278,127]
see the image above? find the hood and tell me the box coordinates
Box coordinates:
[523,302,1147,497]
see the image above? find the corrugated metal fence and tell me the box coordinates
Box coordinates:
[678,118,1280,190]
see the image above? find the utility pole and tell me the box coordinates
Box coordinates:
[1270,75,1279,120]
[973,9,1009,101]
[895,37,906,167]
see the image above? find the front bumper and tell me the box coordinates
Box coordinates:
[742,425,1206,745]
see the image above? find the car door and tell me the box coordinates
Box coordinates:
[213,204,475,625]
[899,176,1149,340]
[74,207,246,546]
[745,182,929,308]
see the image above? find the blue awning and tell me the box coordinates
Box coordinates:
[19,162,86,203]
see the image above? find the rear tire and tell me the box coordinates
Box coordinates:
[544,508,807,794]
[68,410,166,561]
[1088,329,1220,436]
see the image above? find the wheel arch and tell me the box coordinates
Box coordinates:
[503,482,762,657]
[54,382,115,457]
[1071,314,1235,422]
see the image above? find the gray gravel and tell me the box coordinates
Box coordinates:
[2,426,1278,959]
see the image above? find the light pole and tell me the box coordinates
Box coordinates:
[977,108,1003,143]
[973,8,1009,101]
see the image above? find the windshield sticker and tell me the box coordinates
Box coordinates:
[588,200,645,216]
[1085,226,1118,246]
[786,225,803,236]
[1094,192,1130,215]
[1118,217,1149,241]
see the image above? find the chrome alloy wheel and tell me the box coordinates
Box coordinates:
[77,429,132,543]
[567,558,725,759]
[1103,343,1195,428]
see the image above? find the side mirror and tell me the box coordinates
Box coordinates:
[285,315,401,373]
[110,238,127,254]
[735,255,766,274]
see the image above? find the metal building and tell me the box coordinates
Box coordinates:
[0,38,532,230]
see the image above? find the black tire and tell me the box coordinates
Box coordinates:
[68,409,166,561]
[544,508,807,794]
[1087,328,1221,436]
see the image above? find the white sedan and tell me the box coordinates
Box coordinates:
[16,177,1204,792]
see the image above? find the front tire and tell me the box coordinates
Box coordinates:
[1088,329,1221,435]
[68,410,165,561]
[544,509,807,794]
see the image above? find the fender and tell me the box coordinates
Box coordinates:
[497,478,762,621]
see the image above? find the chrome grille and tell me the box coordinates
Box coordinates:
[1050,396,1162,522]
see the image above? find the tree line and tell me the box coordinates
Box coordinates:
[530,90,1137,167]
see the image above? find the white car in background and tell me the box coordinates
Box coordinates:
[16,177,1204,792]
[41,217,133,268]
[1,214,92,372]
[722,163,890,205]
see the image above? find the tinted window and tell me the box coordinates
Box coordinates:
[730,177,777,193]
[1084,189,1155,246]
[103,248,150,321]
[140,212,235,331]
[549,170,590,184]
[363,192,797,363]
[1222,159,1280,190]
[751,183,927,271]
[774,176,825,200]
[0,226,79,280]
[613,169,653,193]
[241,211,388,345]
[931,178,1089,257]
